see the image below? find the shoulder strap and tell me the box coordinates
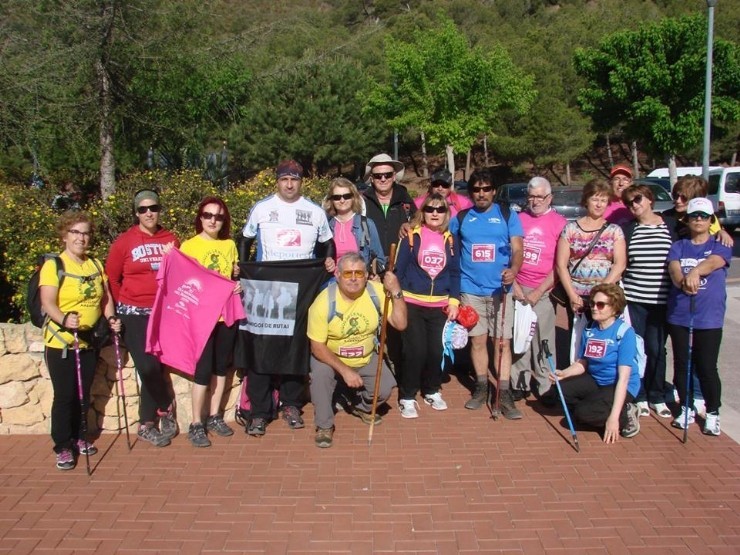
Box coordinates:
[495,200,510,223]
[456,208,470,233]
[571,223,609,275]
[327,281,382,322]
[616,321,628,340]
[359,215,371,248]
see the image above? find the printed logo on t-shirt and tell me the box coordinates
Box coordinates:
[487,217,502,224]
[471,244,495,263]
[339,346,364,358]
[523,245,541,266]
[268,210,279,222]
[276,229,301,247]
[584,338,607,359]
[295,210,313,226]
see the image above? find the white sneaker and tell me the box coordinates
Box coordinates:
[694,399,706,418]
[399,399,419,419]
[671,406,696,430]
[649,402,673,418]
[637,401,649,418]
[703,412,721,436]
[423,392,448,411]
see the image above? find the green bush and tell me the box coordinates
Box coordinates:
[0,169,331,322]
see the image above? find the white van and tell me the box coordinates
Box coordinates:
[647,166,722,179]
[708,167,740,232]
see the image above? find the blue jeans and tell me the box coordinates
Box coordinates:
[627,302,668,404]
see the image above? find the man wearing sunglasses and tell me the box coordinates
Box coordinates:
[239,160,336,435]
[449,169,524,418]
[307,252,407,448]
[362,153,416,256]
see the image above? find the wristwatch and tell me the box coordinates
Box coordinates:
[392,290,403,299]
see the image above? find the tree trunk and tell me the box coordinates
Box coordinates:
[465,149,471,181]
[631,140,639,178]
[565,162,571,186]
[445,145,455,180]
[420,130,428,178]
[605,134,614,167]
[483,134,489,166]
[97,58,115,199]
[668,154,678,186]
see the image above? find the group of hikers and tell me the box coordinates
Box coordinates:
[38,154,730,470]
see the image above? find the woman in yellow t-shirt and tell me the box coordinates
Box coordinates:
[39,210,121,471]
[179,196,241,447]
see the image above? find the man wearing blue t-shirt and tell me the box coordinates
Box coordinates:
[449,169,524,418]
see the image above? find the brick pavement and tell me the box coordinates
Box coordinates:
[1,374,739,554]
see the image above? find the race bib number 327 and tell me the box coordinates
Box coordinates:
[471,244,495,263]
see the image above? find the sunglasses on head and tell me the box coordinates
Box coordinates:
[470,185,494,194]
[201,211,225,222]
[688,212,711,221]
[432,181,452,189]
[330,193,353,201]
[339,270,366,279]
[423,205,446,214]
[136,204,161,214]
[625,194,644,207]
[589,300,610,310]
[371,171,394,181]
[672,192,689,203]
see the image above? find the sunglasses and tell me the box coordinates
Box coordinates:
[625,194,644,207]
[68,229,92,238]
[672,192,689,203]
[339,270,367,279]
[688,212,712,221]
[330,193,353,201]
[432,181,452,189]
[423,205,447,214]
[371,171,394,181]
[201,211,225,222]
[527,194,551,202]
[136,204,161,214]
[470,185,494,194]
[589,300,610,310]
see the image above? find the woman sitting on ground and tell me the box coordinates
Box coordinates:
[544,283,641,443]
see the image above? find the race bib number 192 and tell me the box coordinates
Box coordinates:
[584,339,607,359]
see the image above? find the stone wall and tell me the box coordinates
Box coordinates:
[0,323,240,436]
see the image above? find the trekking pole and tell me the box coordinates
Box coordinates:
[72,326,91,476]
[491,285,509,421]
[369,243,396,446]
[113,332,132,450]
[542,340,580,452]
[683,296,696,444]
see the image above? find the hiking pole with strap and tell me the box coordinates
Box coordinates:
[542,339,580,452]
[369,243,396,446]
[491,285,509,421]
[683,296,696,444]
[113,332,132,450]
[72,325,91,476]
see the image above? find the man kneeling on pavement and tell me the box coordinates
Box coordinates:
[307,252,408,448]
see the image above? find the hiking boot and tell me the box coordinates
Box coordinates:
[499,389,523,420]
[703,412,721,436]
[247,417,267,436]
[399,399,419,419]
[464,380,489,410]
[158,406,178,439]
[206,414,234,437]
[56,448,75,471]
[315,427,334,448]
[282,406,305,429]
[621,403,640,438]
[637,401,649,418]
[671,406,696,430]
[423,392,448,411]
[350,407,382,426]
[137,423,171,447]
[510,389,528,402]
[187,423,211,447]
[649,402,672,418]
[75,439,98,456]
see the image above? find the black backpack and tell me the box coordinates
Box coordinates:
[455,201,511,231]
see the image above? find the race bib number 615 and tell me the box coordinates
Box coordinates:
[471,244,495,263]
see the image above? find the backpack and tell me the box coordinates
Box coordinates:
[27,254,110,349]
[326,281,381,323]
[617,321,647,379]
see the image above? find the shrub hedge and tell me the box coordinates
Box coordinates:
[0,169,330,322]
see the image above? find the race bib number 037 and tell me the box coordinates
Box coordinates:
[471,244,495,263]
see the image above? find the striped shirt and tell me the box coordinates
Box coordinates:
[623,224,673,304]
